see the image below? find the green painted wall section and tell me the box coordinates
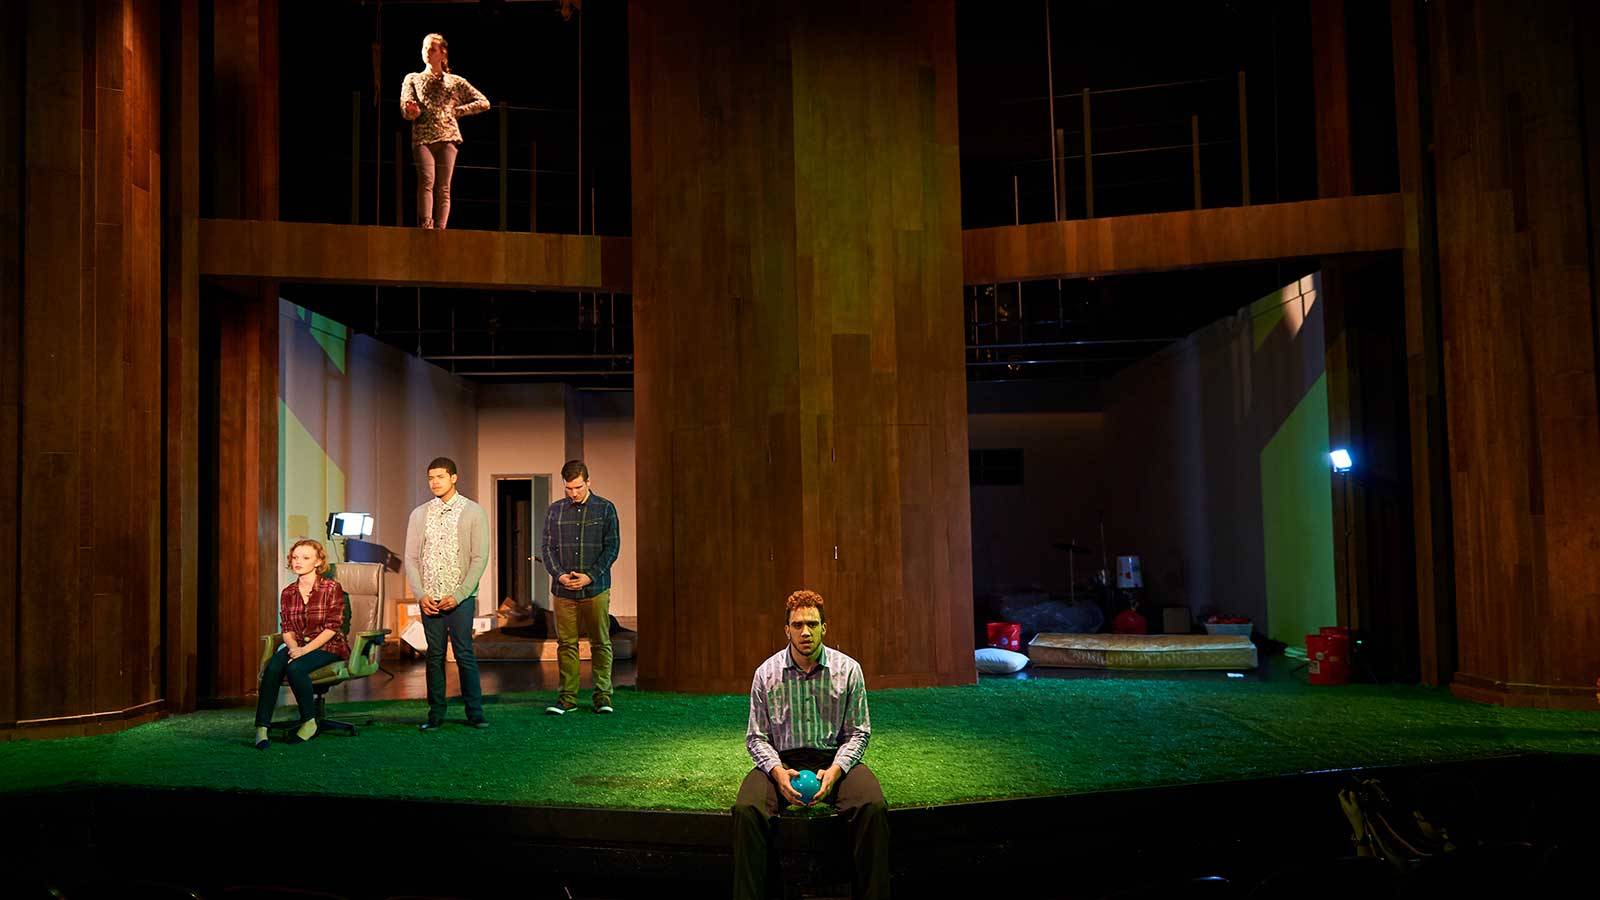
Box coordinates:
[1260,371,1337,656]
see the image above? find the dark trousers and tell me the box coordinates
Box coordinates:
[732,748,891,900]
[254,646,340,727]
[423,598,484,721]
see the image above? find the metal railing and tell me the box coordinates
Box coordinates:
[287,91,621,236]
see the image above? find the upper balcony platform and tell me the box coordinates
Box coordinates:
[199,220,633,293]
[198,194,1403,293]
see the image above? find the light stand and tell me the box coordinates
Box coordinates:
[1330,449,1376,683]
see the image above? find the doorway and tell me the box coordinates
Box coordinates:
[495,474,551,621]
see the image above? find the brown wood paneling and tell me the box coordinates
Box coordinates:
[632,0,973,693]
[0,0,23,726]
[10,0,165,729]
[1310,0,1353,198]
[200,0,281,703]
[210,0,277,220]
[212,284,278,700]
[1431,0,1600,707]
[163,0,201,713]
[962,195,1405,285]
[20,0,90,722]
[198,220,630,292]
[1390,0,1455,687]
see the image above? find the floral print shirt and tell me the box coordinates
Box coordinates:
[422,495,465,599]
[400,69,490,145]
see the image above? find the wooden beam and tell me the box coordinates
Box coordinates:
[199,220,633,292]
[962,194,1404,284]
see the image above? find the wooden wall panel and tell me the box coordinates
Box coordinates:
[1431,0,1600,708]
[0,0,22,727]
[632,0,974,693]
[962,195,1404,284]
[198,1,282,703]
[163,0,201,713]
[1311,0,1353,198]
[6,0,166,735]
[1390,0,1455,687]
[211,285,279,700]
[211,0,278,220]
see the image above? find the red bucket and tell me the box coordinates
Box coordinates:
[986,622,1022,652]
[1307,632,1349,685]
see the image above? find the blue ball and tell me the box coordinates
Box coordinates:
[791,770,821,804]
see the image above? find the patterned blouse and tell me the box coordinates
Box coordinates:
[278,576,350,660]
[400,69,490,145]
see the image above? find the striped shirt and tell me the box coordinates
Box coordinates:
[746,645,871,774]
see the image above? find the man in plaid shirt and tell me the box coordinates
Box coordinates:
[733,590,890,900]
[541,459,622,714]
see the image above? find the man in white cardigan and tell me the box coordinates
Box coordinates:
[404,456,491,731]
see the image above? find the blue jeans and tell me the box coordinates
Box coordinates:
[423,598,484,722]
[255,645,340,726]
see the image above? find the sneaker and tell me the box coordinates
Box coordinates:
[467,717,491,729]
[545,700,578,715]
[418,718,446,732]
[593,697,614,714]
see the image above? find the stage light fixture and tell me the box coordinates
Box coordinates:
[1329,448,1353,473]
[326,512,375,538]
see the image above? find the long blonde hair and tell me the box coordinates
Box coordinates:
[421,33,451,74]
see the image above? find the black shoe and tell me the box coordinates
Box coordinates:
[419,718,446,732]
[467,718,490,729]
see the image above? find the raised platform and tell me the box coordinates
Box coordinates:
[7,754,1597,898]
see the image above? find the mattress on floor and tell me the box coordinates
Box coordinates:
[1028,632,1257,670]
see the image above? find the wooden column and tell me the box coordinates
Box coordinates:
[0,0,21,729]
[1322,258,1422,682]
[163,0,202,713]
[5,0,167,737]
[206,0,281,701]
[1430,0,1600,708]
[1310,0,1354,199]
[1390,0,1455,687]
[630,0,974,692]
[210,285,279,700]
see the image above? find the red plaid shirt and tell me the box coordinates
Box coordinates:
[279,576,350,660]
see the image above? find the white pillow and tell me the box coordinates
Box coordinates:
[975,647,1029,674]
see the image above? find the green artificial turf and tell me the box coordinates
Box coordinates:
[3,676,1598,812]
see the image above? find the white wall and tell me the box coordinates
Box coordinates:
[283,318,638,622]
[579,393,637,618]
[474,383,572,615]
[278,301,478,616]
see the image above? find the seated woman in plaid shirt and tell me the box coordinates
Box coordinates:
[254,539,350,749]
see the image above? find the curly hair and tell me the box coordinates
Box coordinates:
[784,589,825,625]
[286,538,329,575]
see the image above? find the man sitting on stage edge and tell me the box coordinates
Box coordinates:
[733,590,891,900]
